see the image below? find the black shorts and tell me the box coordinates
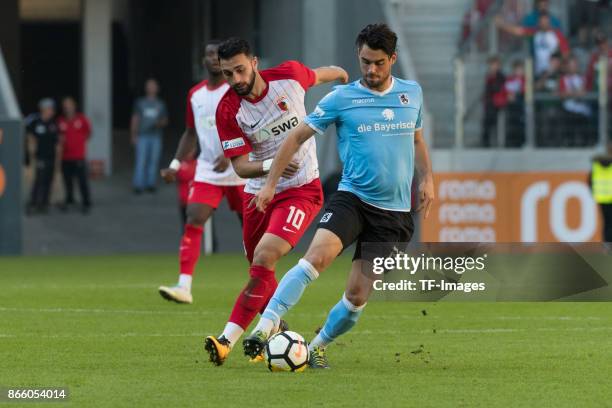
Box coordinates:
[317,191,414,261]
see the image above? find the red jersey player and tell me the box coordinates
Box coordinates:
[203,37,348,366]
[158,40,247,304]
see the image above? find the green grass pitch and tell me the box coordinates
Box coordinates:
[1,253,611,407]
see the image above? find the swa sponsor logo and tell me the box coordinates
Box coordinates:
[257,114,300,142]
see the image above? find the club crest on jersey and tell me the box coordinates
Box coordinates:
[276,96,290,112]
[382,109,395,121]
[399,94,410,105]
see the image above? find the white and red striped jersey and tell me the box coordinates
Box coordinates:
[216,60,320,194]
[186,80,245,185]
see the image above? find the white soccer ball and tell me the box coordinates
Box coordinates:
[264,331,309,372]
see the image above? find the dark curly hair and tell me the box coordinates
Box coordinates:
[217,37,252,60]
[355,23,397,57]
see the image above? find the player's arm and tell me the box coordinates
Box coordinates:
[313,66,349,86]
[414,128,435,219]
[130,113,139,145]
[231,154,299,180]
[252,123,316,211]
[160,127,198,183]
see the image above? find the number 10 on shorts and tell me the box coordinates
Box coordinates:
[285,205,305,231]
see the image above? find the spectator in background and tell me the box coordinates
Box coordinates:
[496,12,569,75]
[57,96,92,214]
[559,56,594,146]
[131,78,168,194]
[535,52,563,146]
[590,141,612,242]
[175,152,197,228]
[482,55,506,147]
[25,98,59,214]
[572,26,592,73]
[461,0,495,47]
[586,33,612,96]
[521,0,562,31]
[504,60,526,147]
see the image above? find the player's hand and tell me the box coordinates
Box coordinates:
[329,66,349,84]
[337,67,349,84]
[160,168,177,183]
[416,176,435,219]
[213,155,230,173]
[282,161,300,178]
[251,183,275,212]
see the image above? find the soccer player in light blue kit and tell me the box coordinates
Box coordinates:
[244,23,435,368]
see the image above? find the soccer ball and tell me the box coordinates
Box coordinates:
[264,331,309,372]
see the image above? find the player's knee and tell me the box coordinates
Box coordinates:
[186,208,208,226]
[252,247,282,269]
[344,289,368,308]
[303,251,333,272]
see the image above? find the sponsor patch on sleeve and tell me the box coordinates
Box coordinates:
[222,137,246,150]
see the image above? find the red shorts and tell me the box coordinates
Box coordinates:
[242,178,323,263]
[188,182,246,214]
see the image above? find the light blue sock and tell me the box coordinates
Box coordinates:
[261,259,319,325]
[312,293,366,348]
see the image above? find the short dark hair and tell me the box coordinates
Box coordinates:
[218,37,252,60]
[355,23,397,57]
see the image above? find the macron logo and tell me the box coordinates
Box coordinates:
[222,138,246,150]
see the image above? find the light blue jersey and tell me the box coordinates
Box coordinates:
[304,77,422,211]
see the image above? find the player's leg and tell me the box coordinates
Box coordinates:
[242,229,343,358]
[224,185,245,227]
[309,205,415,368]
[204,194,267,365]
[208,184,322,365]
[308,259,372,368]
[159,182,222,303]
[244,191,361,358]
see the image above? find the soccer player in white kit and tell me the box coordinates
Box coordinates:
[203,37,349,366]
[158,40,246,304]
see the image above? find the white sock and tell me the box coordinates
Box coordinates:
[221,322,244,347]
[252,317,275,337]
[309,333,331,351]
[178,274,192,290]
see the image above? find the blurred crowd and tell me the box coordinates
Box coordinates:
[24,96,92,214]
[23,78,195,219]
[467,0,612,147]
